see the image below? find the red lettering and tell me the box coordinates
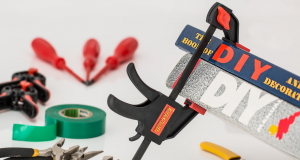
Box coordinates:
[251,59,272,81]
[234,54,249,72]
[212,44,234,63]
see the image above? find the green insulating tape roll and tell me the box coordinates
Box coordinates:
[12,104,106,142]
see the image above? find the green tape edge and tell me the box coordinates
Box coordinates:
[13,104,106,141]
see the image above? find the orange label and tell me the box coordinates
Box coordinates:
[151,104,175,136]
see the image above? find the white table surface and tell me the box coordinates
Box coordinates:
[0,0,299,159]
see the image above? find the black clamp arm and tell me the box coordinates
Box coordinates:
[107,2,241,160]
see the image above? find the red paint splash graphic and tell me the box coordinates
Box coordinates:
[172,59,201,88]
[276,111,300,140]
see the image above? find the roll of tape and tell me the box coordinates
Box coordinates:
[12,104,106,141]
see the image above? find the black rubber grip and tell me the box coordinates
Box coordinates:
[5,157,53,160]
[32,80,50,103]
[0,148,34,158]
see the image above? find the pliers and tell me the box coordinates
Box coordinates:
[1,139,102,160]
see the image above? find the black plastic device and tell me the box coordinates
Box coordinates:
[107,2,241,160]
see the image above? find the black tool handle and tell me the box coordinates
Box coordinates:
[127,63,159,101]
[21,94,38,118]
[32,79,50,103]
[0,90,13,110]
[0,148,34,158]
[5,157,53,160]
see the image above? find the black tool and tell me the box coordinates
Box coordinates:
[0,80,39,118]
[0,68,50,118]
[0,68,50,103]
[10,68,50,103]
[107,2,241,160]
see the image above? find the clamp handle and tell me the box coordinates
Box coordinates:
[32,79,50,103]
[127,63,159,101]
[108,63,160,142]
[19,82,39,118]
[21,94,39,119]
[108,63,160,121]
[0,90,13,110]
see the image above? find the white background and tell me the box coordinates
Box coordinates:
[0,0,299,159]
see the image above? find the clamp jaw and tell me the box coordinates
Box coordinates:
[11,68,50,103]
[207,2,239,45]
[108,2,241,160]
